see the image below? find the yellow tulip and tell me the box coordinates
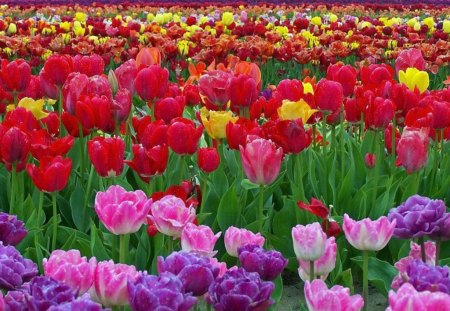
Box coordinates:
[443,20,450,34]
[7,23,16,34]
[154,14,165,25]
[329,14,338,23]
[200,107,238,139]
[423,17,434,31]
[73,21,85,36]
[398,67,429,94]
[75,12,87,23]
[277,99,318,124]
[413,22,421,32]
[302,83,314,95]
[311,16,322,26]
[60,21,71,32]
[177,40,189,56]
[147,13,155,22]
[16,97,48,120]
[222,12,234,26]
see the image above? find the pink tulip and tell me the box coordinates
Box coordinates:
[292,223,327,261]
[387,283,450,311]
[240,135,283,185]
[304,279,364,311]
[95,185,152,235]
[343,214,396,251]
[224,226,265,257]
[209,258,229,278]
[43,249,97,295]
[395,48,426,74]
[298,237,337,281]
[396,127,429,174]
[115,59,138,94]
[147,195,196,238]
[181,223,221,257]
[93,260,139,307]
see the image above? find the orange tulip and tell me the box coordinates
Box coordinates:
[136,47,161,68]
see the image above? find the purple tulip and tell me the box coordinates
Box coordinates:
[402,260,450,294]
[388,195,449,239]
[207,268,274,311]
[0,242,38,290]
[47,295,109,311]
[0,212,27,246]
[128,272,197,311]
[157,251,219,296]
[238,245,288,281]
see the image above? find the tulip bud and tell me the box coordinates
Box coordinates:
[108,69,119,95]
[364,153,376,168]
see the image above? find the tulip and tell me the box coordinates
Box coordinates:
[112,88,132,123]
[42,55,73,88]
[228,74,259,110]
[154,96,185,124]
[399,67,429,94]
[304,279,364,311]
[128,272,197,311]
[94,260,139,307]
[363,97,395,129]
[226,118,261,150]
[43,249,97,295]
[0,126,30,168]
[326,63,357,97]
[16,97,48,120]
[429,100,450,130]
[297,198,329,219]
[262,118,312,154]
[274,79,305,101]
[297,237,337,281]
[167,118,203,155]
[72,54,105,77]
[134,65,169,101]
[364,153,376,168]
[360,64,394,88]
[277,99,317,124]
[148,195,196,238]
[398,259,450,294]
[395,48,426,74]
[87,136,125,178]
[224,226,265,257]
[0,212,27,246]
[133,118,168,149]
[0,242,38,290]
[238,245,288,281]
[239,135,283,185]
[396,127,429,174]
[126,144,169,181]
[115,59,137,94]
[198,70,232,110]
[315,79,344,113]
[0,59,31,94]
[95,185,152,235]
[387,283,450,311]
[135,47,161,68]
[26,156,72,193]
[31,132,73,163]
[197,147,220,173]
[181,223,221,257]
[200,107,238,140]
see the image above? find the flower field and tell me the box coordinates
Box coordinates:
[0,1,449,310]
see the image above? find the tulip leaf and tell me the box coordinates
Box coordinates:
[350,256,397,296]
[89,222,110,261]
[135,229,150,271]
[269,275,283,310]
[336,269,355,294]
[217,183,240,231]
[70,182,89,233]
[241,179,260,190]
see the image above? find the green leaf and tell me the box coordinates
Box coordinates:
[217,183,240,231]
[90,222,110,261]
[241,179,260,190]
[70,182,89,233]
[335,269,355,294]
[135,230,150,270]
[269,275,283,310]
[351,256,397,296]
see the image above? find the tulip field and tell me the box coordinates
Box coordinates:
[1,1,450,310]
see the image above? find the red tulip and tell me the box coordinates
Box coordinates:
[41,112,60,137]
[41,54,73,87]
[298,198,329,219]
[19,75,43,100]
[389,83,420,118]
[135,47,161,68]
[3,107,40,133]
[112,88,132,123]
[395,48,426,74]
[115,59,137,94]
[360,64,394,88]
[39,68,59,99]
[0,126,30,167]
[86,75,113,101]
[364,96,395,129]
[134,65,169,101]
[384,123,401,155]
[198,70,232,110]
[87,136,125,178]
[364,153,376,168]
[76,95,115,133]
[405,106,433,128]
[326,63,357,97]
[61,112,91,137]
[322,219,342,238]
[273,79,305,101]
[30,129,74,161]
[0,59,31,93]
[183,84,201,106]
[62,73,89,114]
[125,144,169,181]
[73,54,105,77]
[197,147,220,173]
[167,118,203,155]
[262,118,311,154]
[396,127,429,174]
[429,100,450,129]
[228,74,259,110]
[226,118,261,150]
[344,98,363,123]
[315,79,344,113]
[132,118,167,149]
[154,96,185,124]
[26,156,72,193]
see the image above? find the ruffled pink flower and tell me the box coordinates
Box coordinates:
[224,226,265,257]
[298,237,337,281]
[95,185,152,235]
[304,279,364,311]
[292,223,327,261]
[343,214,396,251]
[181,223,221,257]
[43,249,97,295]
[387,283,450,311]
[147,195,196,238]
[93,260,139,307]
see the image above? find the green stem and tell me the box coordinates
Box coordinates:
[435,239,441,266]
[166,236,173,255]
[177,155,184,184]
[322,113,328,201]
[119,234,128,263]
[51,192,58,250]
[78,124,85,178]
[199,174,208,217]
[83,165,95,224]
[34,191,44,272]
[258,185,265,233]
[391,116,396,164]
[362,250,369,311]
[294,154,305,201]
[309,260,315,282]
[419,237,426,262]
[340,111,346,181]
[312,124,317,149]
[359,112,364,143]
[9,164,17,215]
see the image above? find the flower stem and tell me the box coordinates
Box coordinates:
[340,111,346,181]
[199,174,208,217]
[9,164,17,215]
[391,116,396,165]
[51,192,58,250]
[309,260,315,282]
[322,113,329,201]
[35,191,44,272]
[362,250,369,311]
[83,165,95,225]
[258,185,265,233]
[119,234,128,263]
[294,154,305,201]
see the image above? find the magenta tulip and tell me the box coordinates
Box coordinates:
[224,226,265,257]
[181,223,221,257]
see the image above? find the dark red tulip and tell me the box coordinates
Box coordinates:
[87,136,124,178]
[389,83,420,118]
[326,63,357,97]
[41,54,73,87]
[134,65,169,101]
[405,106,433,128]
[30,130,74,161]
[167,118,203,155]
[112,88,132,123]
[154,96,185,124]
[315,79,344,113]
[39,67,59,99]
[125,144,169,181]
[76,95,115,133]
[72,54,105,77]
[61,112,91,137]
[364,96,395,129]
[228,74,259,110]
[226,118,261,150]
[297,198,329,219]
[197,147,220,173]
[321,219,342,238]
[262,118,311,154]
[0,126,30,167]
[344,98,363,123]
[0,59,31,93]
[26,156,72,193]
[19,75,43,100]
[183,84,201,106]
